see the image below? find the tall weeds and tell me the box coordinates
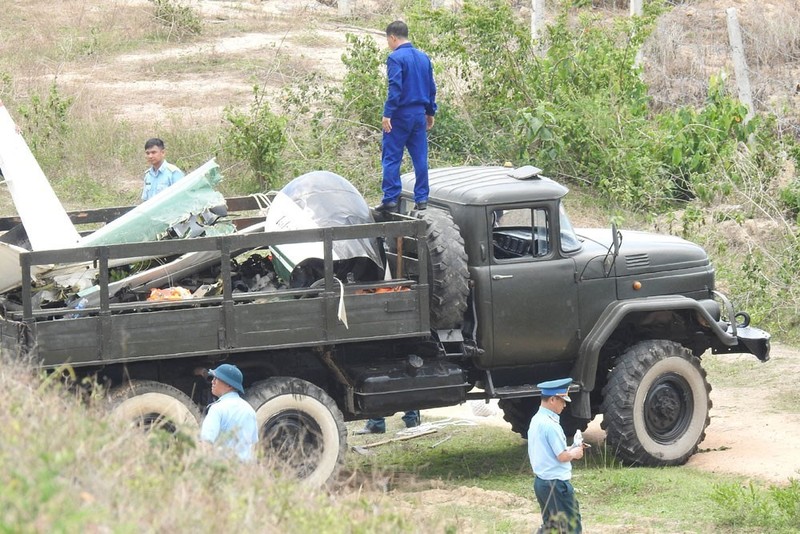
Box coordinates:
[0,357,409,532]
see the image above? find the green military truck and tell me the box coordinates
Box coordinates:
[0,165,769,486]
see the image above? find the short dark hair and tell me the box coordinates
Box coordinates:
[386,20,409,39]
[144,138,165,150]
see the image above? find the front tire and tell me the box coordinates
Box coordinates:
[601,340,711,466]
[245,377,346,487]
[500,397,589,442]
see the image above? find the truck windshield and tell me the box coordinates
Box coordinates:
[560,204,581,253]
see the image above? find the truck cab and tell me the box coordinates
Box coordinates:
[401,164,769,468]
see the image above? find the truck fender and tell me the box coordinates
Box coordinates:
[571,295,735,394]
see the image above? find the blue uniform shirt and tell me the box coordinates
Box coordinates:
[528,405,572,480]
[200,391,259,462]
[141,160,184,201]
[383,43,437,119]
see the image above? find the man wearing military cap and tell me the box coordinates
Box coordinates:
[200,363,259,462]
[528,378,587,533]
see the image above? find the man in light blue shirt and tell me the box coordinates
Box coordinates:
[200,364,259,462]
[528,378,587,533]
[141,137,184,201]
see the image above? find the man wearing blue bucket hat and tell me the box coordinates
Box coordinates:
[200,363,258,462]
[528,378,587,533]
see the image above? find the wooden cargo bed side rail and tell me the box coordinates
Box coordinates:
[18,216,430,324]
[0,196,270,234]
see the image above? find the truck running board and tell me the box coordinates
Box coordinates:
[481,370,581,400]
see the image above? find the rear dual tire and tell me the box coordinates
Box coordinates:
[245,377,346,487]
[108,379,201,434]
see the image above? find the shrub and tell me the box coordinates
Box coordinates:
[223,85,287,192]
[16,82,73,169]
[711,480,800,532]
[150,0,202,40]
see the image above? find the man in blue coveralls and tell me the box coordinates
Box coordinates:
[374,20,437,213]
[528,378,587,533]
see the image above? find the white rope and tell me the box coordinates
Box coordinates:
[249,192,273,215]
[395,418,478,437]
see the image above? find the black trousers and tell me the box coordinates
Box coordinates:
[533,476,582,534]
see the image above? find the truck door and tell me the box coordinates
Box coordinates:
[488,206,579,367]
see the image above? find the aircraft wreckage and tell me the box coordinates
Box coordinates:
[0,101,385,320]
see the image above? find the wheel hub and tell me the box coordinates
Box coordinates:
[644,373,693,443]
[262,409,323,477]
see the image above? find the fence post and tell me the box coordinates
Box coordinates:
[726,7,755,125]
[531,0,546,56]
[630,0,644,68]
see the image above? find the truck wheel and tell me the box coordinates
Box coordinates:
[500,397,589,442]
[108,380,201,434]
[245,377,346,487]
[418,209,470,329]
[601,340,711,466]
[499,397,536,437]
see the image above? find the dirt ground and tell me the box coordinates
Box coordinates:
[420,343,800,485]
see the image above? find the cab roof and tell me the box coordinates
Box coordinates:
[401,166,569,206]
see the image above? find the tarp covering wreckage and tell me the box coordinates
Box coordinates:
[265,170,385,287]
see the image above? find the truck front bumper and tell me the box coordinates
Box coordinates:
[713,324,771,362]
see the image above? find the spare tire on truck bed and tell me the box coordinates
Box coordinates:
[407,208,470,330]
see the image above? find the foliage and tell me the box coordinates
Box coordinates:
[339,33,386,129]
[279,40,386,198]
[779,141,800,219]
[711,480,800,532]
[16,82,73,168]
[223,85,288,192]
[150,0,202,40]
[656,74,758,202]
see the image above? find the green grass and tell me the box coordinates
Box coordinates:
[346,411,799,533]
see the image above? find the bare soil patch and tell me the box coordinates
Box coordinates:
[421,345,800,484]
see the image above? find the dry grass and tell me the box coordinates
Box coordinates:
[643,0,800,117]
[0,354,415,532]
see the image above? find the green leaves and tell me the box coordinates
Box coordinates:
[223,85,287,192]
[150,0,202,41]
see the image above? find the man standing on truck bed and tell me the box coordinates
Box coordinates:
[528,378,587,534]
[200,364,258,462]
[375,20,437,214]
[141,137,184,202]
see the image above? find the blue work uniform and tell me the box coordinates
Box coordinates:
[200,391,259,462]
[365,410,420,432]
[381,42,437,205]
[141,160,184,201]
[528,406,582,533]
